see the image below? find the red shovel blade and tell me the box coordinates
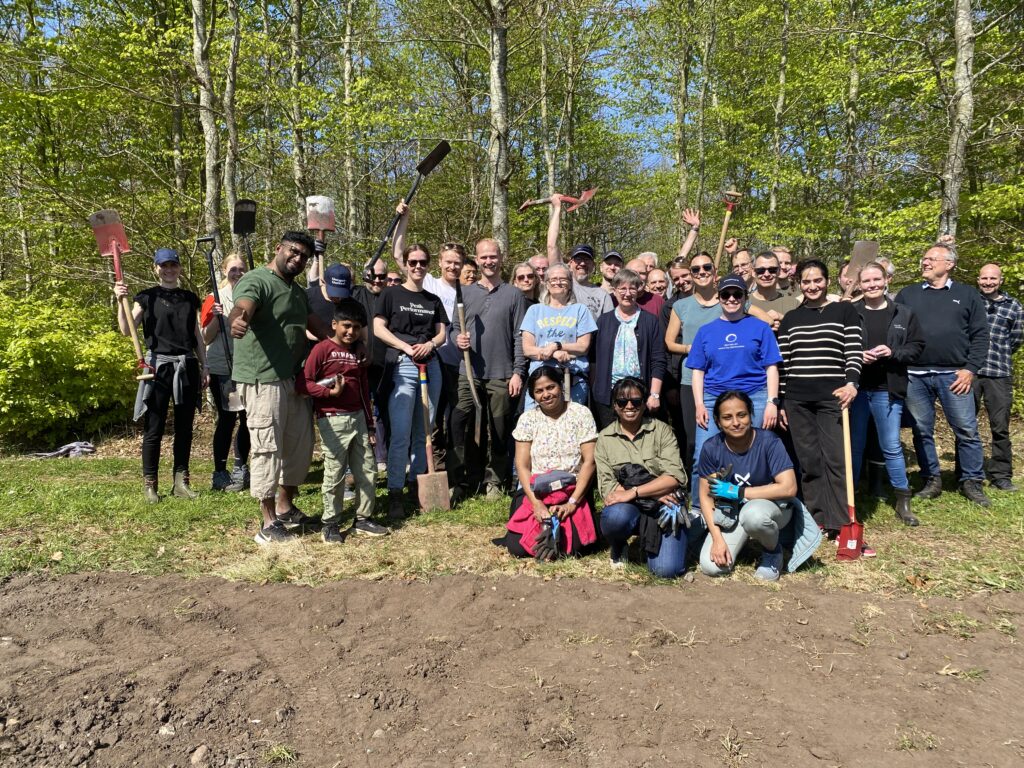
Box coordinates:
[836,516,864,561]
[566,187,597,213]
[89,209,130,257]
[305,195,336,232]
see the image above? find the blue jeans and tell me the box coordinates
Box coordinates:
[905,372,984,481]
[600,502,688,578]
[692,387,767,495]
[850,390,910,491]
[387,356,441,491]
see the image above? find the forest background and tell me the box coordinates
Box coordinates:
[0,0,1021,444]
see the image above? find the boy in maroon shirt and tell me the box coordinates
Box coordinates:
[303,299,384,543]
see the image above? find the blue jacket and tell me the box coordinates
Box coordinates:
[591,309,667,406]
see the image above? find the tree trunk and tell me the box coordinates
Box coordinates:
[938,0,975,238]
[486,0,510,256]
[191,0,222,243]
[343,0,360,243]
[223,0,242,253]
[290,0,308,226]
[768,0,789,219]
[538,1,555,198]
[841,0,859,248]
[695,0,715,209]
[673,0,693,238]
[260,0,275,257]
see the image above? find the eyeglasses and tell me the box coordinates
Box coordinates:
[614,397,644,408]
[691,264,714,274]
[720,289,745,301]
[386,278,402,285]
[547,278,570,285]
[285,245,311,259]
[515,274,536,281]
[407,259,429,267]
[754,267,779,276]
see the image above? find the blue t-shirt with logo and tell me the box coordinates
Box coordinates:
[520,302,598,374]
[685,315,782,396]
[697,429,793,486]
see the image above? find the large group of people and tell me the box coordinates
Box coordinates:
[113,195,1021,580]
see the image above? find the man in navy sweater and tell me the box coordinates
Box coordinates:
[895,243,991,506]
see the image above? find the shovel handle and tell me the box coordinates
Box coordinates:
[418,363,436,475]
[713,208,734,275]
[841,407,856,523]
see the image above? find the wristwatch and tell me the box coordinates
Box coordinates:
[554,341,563,351]
[768,397,780,406]
[650,393,660,400]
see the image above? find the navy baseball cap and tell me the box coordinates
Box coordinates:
[325,264,353,299]
[603,250,624,265]
[569,244,596,261]
[154,248,179,265]
[717,275,747,294]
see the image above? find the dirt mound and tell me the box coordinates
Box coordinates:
[1,572,1021,767]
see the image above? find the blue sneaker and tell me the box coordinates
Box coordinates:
[755,545,783,581]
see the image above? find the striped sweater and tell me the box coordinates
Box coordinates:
[777,301,863,400]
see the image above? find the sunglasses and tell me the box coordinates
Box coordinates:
[407,259,429,267]
[367,273,387,282]
[720,289,745,301]
[515,274,536,281]
[754,266,779,275]
[690,264,714,274]
[614,396,644,408]
[386,278,402,285]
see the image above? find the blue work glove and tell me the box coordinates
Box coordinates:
[657,503,682,536]
[709,478,746,502]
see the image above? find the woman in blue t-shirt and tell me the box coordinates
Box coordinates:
[520,263,598,409]
[696,391,800,581]
[686,275,782,487]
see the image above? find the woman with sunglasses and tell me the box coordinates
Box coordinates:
[114,248,209,503]
[849,262,924,526]
[520,263,597,409]
[777,260,866,548]
[590,269,667,429]
[595,377,689,575]
[685,275,782,487]
[503,366,598,559]
[374,243,449,520]
[696,391,820,581]
[201,252,250,492]
[512,262,540,306]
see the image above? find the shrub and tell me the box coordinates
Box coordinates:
[0,293,136,447]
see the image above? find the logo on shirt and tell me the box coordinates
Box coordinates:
[725,333,738,343]
[733,470,751,487]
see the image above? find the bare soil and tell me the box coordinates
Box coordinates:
[1,572,1020,767]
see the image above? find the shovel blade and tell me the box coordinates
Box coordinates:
[836,520,864,561]
[416,140,451,176]
[565,187,597,212]
[305,195,336,232]
[233,199,257,235]
[417,471,451,513]
[89,209,130,256]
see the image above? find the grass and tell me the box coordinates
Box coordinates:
[2,453,1024,600]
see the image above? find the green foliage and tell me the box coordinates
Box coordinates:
[0,292,135,447]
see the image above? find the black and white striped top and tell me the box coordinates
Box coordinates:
[777,301,863,400]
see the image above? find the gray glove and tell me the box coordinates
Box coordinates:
[533,521,558,562]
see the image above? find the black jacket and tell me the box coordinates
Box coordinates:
[852,299,925,399]
[591,309,667,406]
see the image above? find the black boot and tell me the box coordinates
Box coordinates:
[915,474,942,500]
[959,479,991,508]
[893,488,919,526]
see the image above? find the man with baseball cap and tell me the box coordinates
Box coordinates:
[600,251,623,294]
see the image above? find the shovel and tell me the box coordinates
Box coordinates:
[837,407,864,561]
[712,187,743,275]
[365,140,452,273]
[197,235,243,412]
[518,187,597,213]
[455,279,483,446]
[306,195,336,300]
[89,209,155,380]
[416,363,451,512]
[233,199,257,270]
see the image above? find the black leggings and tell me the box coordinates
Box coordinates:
[209,373,250,472]
[142,359,200,478]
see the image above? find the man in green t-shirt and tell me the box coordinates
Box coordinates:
[229,231,331,544]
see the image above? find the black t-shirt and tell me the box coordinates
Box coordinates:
[306,281,335,331]
[135,286,199,356]
[375,285,446,361]
[859,302,894,391]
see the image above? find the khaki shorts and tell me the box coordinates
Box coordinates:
[239,379,313,499]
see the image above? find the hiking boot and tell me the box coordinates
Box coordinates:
[254,520,291,545]
[893,488,919,527]
[321,523,348,545]
[914,475,942,500]
[172,470,199,500]
[225,463,249,492]
[485,484,504,501]
[211,469,233,491]
[449,485,468,507]
[991,478,1019,492]
[354,519,390,537]
[754,545,783,581]
[387,490,407,521]
[276,507,316,530]
[143,477,159,504]
[959,479,991,508]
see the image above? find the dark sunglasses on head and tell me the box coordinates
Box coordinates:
[720,289,745,301]
[754,266,779,275]
[691,264,714,274]
[614,396,644,408]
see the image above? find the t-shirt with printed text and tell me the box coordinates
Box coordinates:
[520,302,598,375]
[375,285,447,363]
[685,315,782,396]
